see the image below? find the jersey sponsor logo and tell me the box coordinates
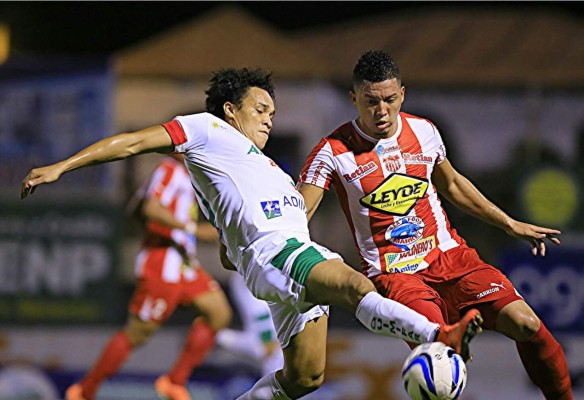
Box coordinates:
[385,261,423,274]
[385,216,425,250]
[477,281,507,299]
[383,236,436,274]
[359,173,428,215]
[283,195,307,213]
[211,121,227,130]
[260,200,282,219]
[403,152,433,165]
[375,144,400,155]
[383,236,435,274]
[343,160,378,183]
[248,145,261,155]
[305,161,326,185]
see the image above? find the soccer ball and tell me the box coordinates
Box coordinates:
[401,342,467,400]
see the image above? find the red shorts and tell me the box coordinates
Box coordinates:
[128,267,220,323]
[371,245,523,330]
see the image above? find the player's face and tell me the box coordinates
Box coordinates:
[227,87,275,150]
[351,78,405,139]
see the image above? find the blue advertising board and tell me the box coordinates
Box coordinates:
[499,247,584,333]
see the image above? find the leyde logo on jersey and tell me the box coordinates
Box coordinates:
[359,173,428,215]
[261,200,282,219]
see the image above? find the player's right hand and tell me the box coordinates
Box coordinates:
[20,164,64,199]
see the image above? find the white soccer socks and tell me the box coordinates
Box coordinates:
[236,372,291,400]
[216,329,266,360]
[355,291,439,343]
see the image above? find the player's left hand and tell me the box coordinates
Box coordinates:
[505,220,561,257]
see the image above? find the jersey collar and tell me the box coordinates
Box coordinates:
[351,113,403,143]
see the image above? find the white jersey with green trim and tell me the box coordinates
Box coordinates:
[164,112,309,272]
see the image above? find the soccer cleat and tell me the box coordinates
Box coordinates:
[435,308,483,362]
[154,375,192,400]
[65,383,89,400]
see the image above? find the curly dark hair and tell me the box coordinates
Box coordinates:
[205,68,275,120]
[352,50,401,89]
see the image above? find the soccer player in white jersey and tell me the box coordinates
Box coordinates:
[298,50,572,400]
[66,154,232,400]
[21,68,482,400]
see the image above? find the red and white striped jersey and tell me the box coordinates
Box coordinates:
[135,157,200,283]
[300,112,465,278]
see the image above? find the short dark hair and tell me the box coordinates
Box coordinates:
[352,50,401,89]
[205,68,275,120]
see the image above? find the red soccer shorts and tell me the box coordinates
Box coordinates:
[371,245,523,330]
[129,268,220,323]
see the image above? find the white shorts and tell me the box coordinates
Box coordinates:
[239,231,343,348]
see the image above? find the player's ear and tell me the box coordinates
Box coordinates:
[223,102,236,120]
[349,90,357,105]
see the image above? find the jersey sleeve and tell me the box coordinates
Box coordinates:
[162,113,210,153]
[431,123,447,164]
[299,138,335,190]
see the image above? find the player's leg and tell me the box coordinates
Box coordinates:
[496,300,572,400]
[66,279,171,400]
[371,273,448,349]
[156,271,232,399]
[440,247,572,400]
[237,308,329,399]
[216,272,284,374]
[305,258,481,359]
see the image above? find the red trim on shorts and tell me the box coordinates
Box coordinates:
[162,120,187,145]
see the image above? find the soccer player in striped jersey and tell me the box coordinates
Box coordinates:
[21,67,481,400]
[298,50,572,400]
[66,154,232,400]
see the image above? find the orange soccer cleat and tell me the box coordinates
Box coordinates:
[436,308,483,362]
[65,383,89,400]
[154,375,192,400]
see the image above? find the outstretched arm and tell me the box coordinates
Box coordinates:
[296,182,325,222]
[432,158,560,256]
[21,125,173,198]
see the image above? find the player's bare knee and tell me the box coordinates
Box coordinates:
[515,315,541,341]
[125,326,155,347]
[292,370,325,395]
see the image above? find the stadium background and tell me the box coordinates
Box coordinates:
[0,2,583,399]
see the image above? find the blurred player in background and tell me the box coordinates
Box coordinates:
[22,67,482,400]
[216,272,284,376]
[66,154,232,400]
[298,50,572,400]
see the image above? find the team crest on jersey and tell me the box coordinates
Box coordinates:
[261,200,282,219]
[360,173,428,215]
[382,154,401,172]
